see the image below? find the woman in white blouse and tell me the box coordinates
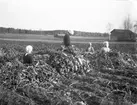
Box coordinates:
[101,41,111,53]
[87,42,95,53]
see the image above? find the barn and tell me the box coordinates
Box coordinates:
[110,29,136,42]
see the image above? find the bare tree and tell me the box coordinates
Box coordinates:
[106,23,113,40]
[123,15,133,30]
[106,23,113,33]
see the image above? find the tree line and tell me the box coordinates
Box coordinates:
[0,27,58,35]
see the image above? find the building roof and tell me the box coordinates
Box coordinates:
[111,29,134,34]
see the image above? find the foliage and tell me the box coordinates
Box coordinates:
[0,43,137,105]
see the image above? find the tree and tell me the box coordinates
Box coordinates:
[106,23,113,40]
[123,15,133,30]
[106,23,112,33]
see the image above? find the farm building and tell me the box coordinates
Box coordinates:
[54,34,66,38]
[54,31,72,38]
[110,29,136,42]
[110,29,136,54]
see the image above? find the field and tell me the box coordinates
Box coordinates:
[0,33,108,43]
[0,34,137,105]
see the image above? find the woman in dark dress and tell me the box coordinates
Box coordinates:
[23,45,33,64]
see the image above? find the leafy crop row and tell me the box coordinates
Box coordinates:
[0,42,137,105]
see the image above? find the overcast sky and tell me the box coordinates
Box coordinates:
[0,0,137,32]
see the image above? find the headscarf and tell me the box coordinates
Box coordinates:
[25,45,33,55]
[103,41,109,48]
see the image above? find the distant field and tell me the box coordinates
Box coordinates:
[0,33,108,43]
[0,33,136,54]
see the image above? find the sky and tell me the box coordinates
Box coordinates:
[0,0,137,32]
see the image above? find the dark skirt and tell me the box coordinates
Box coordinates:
[23,54,33,64]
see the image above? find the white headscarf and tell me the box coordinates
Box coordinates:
[103,41,109,48]
[25,45,33,55]
[68,30,74,35]
[103,41,109,47]
[89,42,92,47]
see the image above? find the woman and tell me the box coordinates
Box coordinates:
[23,45,33,64]
[0,48,6,66]
[0,48,6,57]
[87,42,95,53]
[101,41,111,53]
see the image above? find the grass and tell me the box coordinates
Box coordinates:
[0,33,108,43]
